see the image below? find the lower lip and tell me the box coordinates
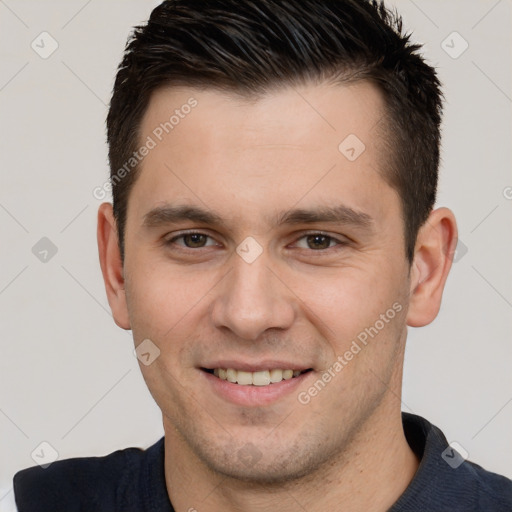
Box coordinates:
[201,370,312,406]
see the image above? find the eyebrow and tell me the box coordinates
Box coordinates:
[143,204,226,228]
[142,203,374,231]
[275,205,374,229]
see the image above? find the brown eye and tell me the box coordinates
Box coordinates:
[305,234,333,250]
[182,233,208,248]
[165,232,218,249]
[292,232,349,253]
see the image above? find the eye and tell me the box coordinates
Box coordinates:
[164,231,349,253]
[165,231,219,249]
[293,232,348,251]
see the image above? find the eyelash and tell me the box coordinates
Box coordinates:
[164,230,349,253]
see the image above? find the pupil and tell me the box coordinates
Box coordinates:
[308,235,330,250]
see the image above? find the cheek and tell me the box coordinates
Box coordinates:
[292,265,399,340]
[124,258,208,342]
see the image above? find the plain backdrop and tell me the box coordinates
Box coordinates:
[1,0,511,507]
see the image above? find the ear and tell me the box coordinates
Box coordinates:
[406,207,458,327]
[97,203,131,329]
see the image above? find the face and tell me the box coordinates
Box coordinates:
[121,82,413,482]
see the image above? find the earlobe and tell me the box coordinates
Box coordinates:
[406,207,458,328]
[97,203,131,330]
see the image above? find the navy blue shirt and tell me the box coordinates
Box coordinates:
[13,413,512,511]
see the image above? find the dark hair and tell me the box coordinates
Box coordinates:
[107,0,443,263]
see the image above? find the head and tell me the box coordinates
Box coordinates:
[99,0,457,485]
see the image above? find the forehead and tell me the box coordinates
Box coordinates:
[141,80,386,150]
[131,81,398,230]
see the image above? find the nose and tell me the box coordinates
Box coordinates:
[210,249,296,342]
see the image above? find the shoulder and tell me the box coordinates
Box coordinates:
[13,438,165,512]
[393,413,512,512]
[460,458,512,510]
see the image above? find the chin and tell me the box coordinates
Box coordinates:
[209,459,314,485]
[195,438,326,486]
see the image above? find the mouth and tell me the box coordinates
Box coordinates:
[201,367,313,386]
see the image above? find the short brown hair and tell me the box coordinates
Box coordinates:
[107,0,443,263]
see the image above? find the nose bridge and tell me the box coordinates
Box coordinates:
[211,246,294,341]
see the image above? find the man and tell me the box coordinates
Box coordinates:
[13,0,512,510]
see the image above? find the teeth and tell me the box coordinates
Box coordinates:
[269,369,283,383]
[211,368,305,385]
[252,370,270,386]
[236,371,253,385]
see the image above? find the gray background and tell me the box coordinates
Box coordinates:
[1,0,511,507]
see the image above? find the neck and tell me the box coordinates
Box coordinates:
[163,398,419,512]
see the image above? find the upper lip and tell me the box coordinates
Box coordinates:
[201,360,312,372]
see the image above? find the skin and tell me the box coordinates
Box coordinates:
[98,81,457,511]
